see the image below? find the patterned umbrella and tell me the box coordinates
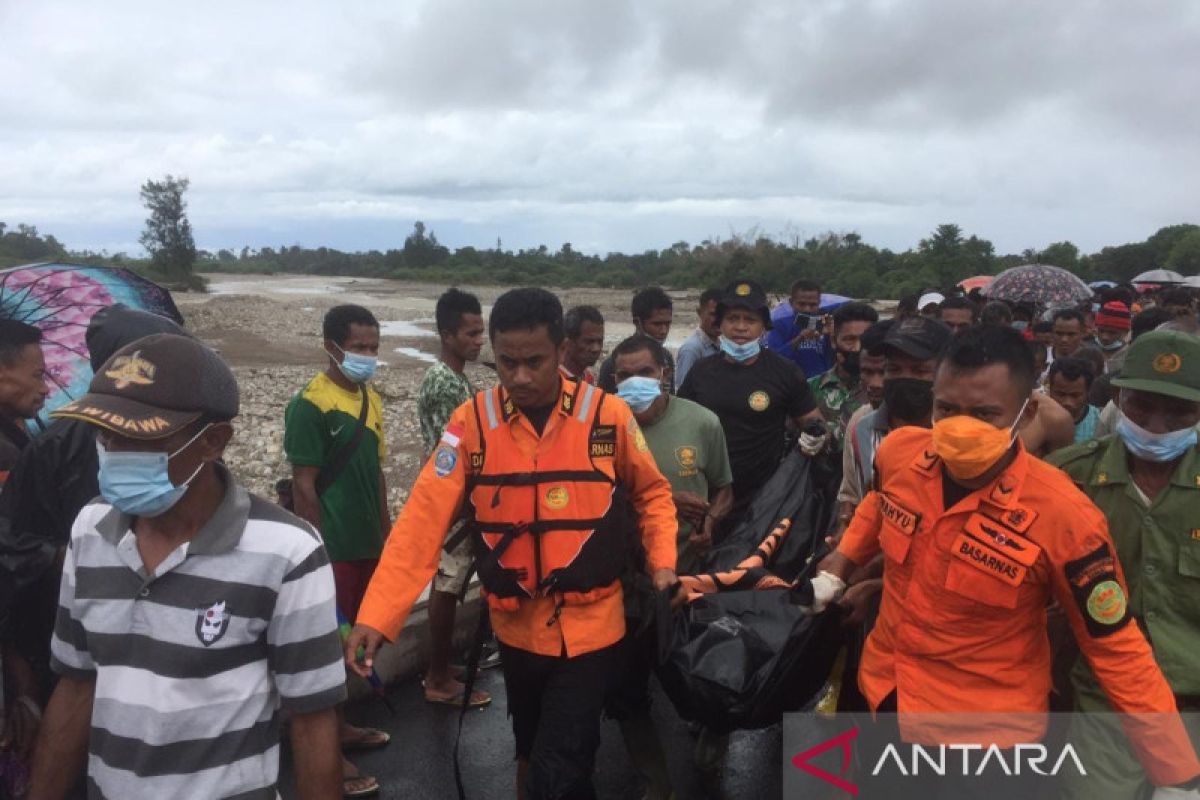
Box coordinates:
[957,275,994,292]
[981,263,1092,306]
[0,262,183,426]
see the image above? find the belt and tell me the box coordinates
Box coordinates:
[1176,694,1200,710]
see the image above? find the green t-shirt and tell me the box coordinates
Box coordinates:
[283,372,386,562]
[641,396,733,574]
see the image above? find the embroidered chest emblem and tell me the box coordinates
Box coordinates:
[196,601,231,646]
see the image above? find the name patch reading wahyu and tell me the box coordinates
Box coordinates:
[879,494,919,536]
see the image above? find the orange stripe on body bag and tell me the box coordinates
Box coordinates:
[679,519,793,601]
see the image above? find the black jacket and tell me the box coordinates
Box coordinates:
[0,304,186,673]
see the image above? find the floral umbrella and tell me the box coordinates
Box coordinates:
[981,263,1092,306]
[0,262,184,427]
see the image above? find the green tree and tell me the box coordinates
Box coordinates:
[1165,229,1200,274]
[402,220,450,268]
[1038,241,1080,271]
[139,175,197,284]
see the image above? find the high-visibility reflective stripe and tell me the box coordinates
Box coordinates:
[484,390,499,430]
[576,382,596,422]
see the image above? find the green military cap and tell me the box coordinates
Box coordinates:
[1110,330,1200,402]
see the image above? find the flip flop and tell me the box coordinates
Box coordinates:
[424,686,492,708]
[343,774,380,798]
[340,727,391,753]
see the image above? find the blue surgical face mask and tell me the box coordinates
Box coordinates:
[720,335,761,363]
[1116,412,1197,463]
[617,376,662,413]
[1011,320,1029,332]
[97,425,210,517]
[329,342,377,383]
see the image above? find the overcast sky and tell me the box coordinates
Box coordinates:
[3,0,1198,257]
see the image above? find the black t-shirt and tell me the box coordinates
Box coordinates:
[678,350,816,499]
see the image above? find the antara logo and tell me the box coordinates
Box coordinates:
[791,727,859,795]
[791,727,1087,795]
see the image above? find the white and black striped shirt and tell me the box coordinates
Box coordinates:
[51,466,346,799]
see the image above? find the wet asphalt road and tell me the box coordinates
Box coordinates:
[280,667,782,800]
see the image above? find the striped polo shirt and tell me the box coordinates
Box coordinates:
[51,465,347,799]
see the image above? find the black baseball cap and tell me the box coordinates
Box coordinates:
[717,279,772,329]
[880,316,952,361]
[53,333,239,439]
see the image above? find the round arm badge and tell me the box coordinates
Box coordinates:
[434,445,458,477]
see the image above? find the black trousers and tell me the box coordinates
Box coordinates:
[498,639,620,800]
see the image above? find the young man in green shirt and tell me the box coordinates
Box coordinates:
[1049,330,1200,800]
[417,288,491,708]
[611,334,734,799]
[284,303,390,797]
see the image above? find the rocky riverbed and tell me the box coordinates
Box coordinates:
[175,275,704,512]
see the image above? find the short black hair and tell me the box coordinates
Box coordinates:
[435,288,482,336]
[630,287,672,322]
[1132,306,1174,340]
[896,293,920,315]
[611,334,668,368]
[940,324,1037,398]
[790,279,821,296]
[1012,302,1036,322]
[1052,308,1086,326]
[490,287,564,345]
[0,319,42,368]
[980,301,1013,326]
[564,305,604,338]
[1027,339,1047,362]
[939,296,977,318]
[1048,356,1096,389]
[1101,286,1135,306]
[699,288,723,306]
[1033,320,1053,335]
[1162,288,1195,308]
[832,302,879,332]
[323,304,379,346]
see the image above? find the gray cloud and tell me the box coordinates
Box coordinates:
[1,0,1197,258]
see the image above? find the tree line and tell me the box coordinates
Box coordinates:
[3,174,1200,297]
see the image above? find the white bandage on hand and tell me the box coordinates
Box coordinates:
[807,570,847,615]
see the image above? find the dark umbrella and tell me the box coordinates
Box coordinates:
[0,262,183,426]
[981,263,1092,307]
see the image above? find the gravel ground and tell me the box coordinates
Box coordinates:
[175,275,703,509]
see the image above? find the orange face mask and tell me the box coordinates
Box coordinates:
[930,399,1029,481]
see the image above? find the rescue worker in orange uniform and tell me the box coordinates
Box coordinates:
[345,288,679,800]
[811,325,1200,796]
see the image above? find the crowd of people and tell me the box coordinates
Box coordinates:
[0,273,1198,799]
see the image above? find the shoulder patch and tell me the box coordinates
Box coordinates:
[1063,543,1130,638]
[434,445,459,477]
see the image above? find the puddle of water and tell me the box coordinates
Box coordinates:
[394,346,437,364]
[206,280,348,296]
[379,320,436,338]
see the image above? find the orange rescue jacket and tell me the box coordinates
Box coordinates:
[466,380,625,612]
